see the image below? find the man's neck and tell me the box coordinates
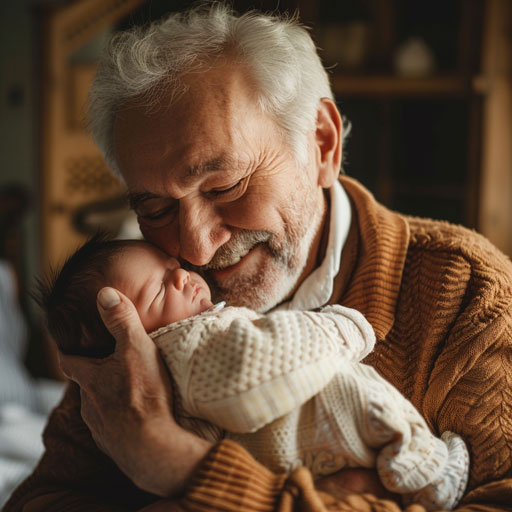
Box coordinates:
[273,180,353,312]
[316,189,331,267]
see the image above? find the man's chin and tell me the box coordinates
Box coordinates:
[207,260,299,312]
[200,239,306,311]
[210,285,285,312]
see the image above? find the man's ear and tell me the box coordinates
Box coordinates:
[314,98,343,188]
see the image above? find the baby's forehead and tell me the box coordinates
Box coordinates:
[110,241,171,271]
[118,241,161,258]
[105,243,156,286]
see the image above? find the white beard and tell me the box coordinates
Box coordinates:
[198,196,324,312]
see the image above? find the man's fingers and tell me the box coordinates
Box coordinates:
[97,287,148,349]
[58,351,101,383]
[79,387,108,453]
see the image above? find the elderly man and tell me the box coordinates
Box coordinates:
[6,4,512,511]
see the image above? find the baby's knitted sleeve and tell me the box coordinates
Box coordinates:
[158,305,375,434]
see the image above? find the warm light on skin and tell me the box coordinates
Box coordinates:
[108,242,213,333]
[113,64,342,312]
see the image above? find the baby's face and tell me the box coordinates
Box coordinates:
[110,242,213,332]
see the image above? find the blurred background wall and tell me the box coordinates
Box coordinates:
[0,0,47,311]
[0,0,511,377]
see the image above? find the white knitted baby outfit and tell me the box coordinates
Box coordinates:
[151,304,469,510]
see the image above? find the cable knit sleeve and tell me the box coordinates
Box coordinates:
[155,305,375,434]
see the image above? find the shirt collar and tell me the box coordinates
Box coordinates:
[274,180,352,311]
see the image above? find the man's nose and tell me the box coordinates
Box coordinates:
[172,268,190,290]
[178,199,230,266]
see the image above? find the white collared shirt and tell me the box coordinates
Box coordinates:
[275,180,351,311]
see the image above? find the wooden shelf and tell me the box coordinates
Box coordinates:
[330,74,481,98]
[393,183,466,200]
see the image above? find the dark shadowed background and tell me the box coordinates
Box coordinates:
[0,0,511,377]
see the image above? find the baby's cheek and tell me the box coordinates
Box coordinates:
[199,297,213,313]
[138,310,155,333]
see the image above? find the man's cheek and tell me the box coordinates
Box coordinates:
[223,195,279,233]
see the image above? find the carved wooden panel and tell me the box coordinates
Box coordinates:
[39,0,145,271]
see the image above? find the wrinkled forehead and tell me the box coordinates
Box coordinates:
[113,63,261,151]
[113,66,281,191]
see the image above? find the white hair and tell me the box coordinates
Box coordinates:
[88,3,337,176]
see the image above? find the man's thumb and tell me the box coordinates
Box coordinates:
[98,287,121,309]
[97,287,145,343]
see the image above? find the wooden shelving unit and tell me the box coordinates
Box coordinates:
[330,74,475,98]
[296,0,511,256]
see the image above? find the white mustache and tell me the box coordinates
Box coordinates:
[203,230,271,270]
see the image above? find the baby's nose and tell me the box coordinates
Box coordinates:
[172,268,190,290]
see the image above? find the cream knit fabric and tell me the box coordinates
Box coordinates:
[151,304,469,510]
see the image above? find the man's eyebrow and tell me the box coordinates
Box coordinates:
[127,191,159,211]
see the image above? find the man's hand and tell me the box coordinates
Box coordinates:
[59,287,212,497]
[316,468,400,502]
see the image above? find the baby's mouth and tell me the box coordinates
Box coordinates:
[190,283,201,299]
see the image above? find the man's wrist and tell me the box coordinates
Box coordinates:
[136,422,213,497]
[167,428,214,495]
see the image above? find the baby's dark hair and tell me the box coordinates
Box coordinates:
[36,234,135,358]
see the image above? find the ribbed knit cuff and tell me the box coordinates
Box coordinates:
[182,440,287,511]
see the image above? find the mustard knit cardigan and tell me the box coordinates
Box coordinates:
[6,177,512,511]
